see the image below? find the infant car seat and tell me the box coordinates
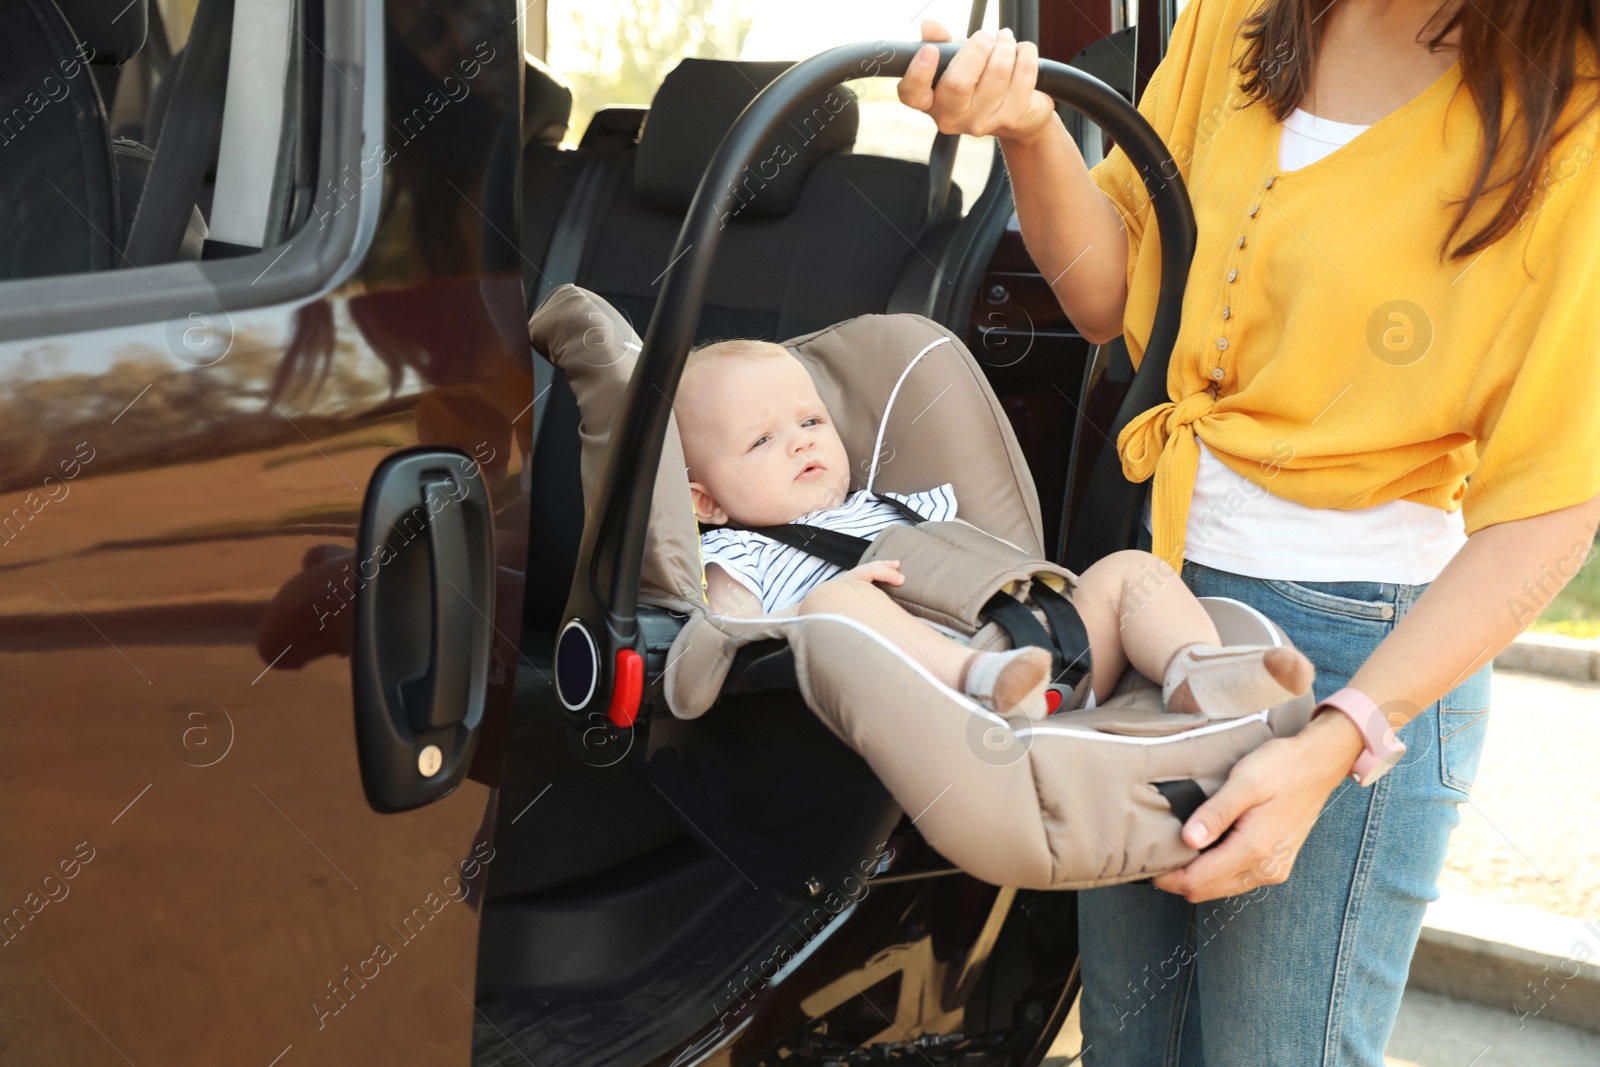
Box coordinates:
[527,43,1311,901]
[529,283,1312,890]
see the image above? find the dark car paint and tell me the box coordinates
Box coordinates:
[0,0,523,1060]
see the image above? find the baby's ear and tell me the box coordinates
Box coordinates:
[688,480,728,525]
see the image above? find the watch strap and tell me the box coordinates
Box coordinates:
[1313,686,1406,786]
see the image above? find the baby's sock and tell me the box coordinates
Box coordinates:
[1163,643,1314,716]
[960,646,1053,718]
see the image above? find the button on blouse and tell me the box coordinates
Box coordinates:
[1086,0,1600,567]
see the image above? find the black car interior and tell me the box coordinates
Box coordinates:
[475,43,1022,1046]
[1,0,316,283]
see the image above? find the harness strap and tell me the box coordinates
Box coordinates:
[870,493,931,525]
[980,591,1056,657]
[732,492,928,563]
[1030,582,1093,689]
[733,519,870,571]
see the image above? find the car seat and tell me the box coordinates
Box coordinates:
[529,283,1313,893]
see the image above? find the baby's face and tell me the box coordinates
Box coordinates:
[678,349,852,527]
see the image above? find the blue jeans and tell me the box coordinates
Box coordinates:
[1077,560,1492,1066]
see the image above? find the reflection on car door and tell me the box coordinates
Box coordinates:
[0,3,529,1064]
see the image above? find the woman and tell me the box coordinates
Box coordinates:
[899,1,1600,1063]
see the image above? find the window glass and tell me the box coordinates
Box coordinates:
[545,0,999,213]
[0,0,313,284]
[156,0,201,50]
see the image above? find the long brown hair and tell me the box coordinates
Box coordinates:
[1236,0,1600,260]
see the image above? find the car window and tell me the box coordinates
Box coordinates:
[0,0,319,288]
[543,0,999,213]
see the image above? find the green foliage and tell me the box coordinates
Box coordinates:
[1531,538,1600,639]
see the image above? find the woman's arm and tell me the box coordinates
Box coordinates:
[897,23,1129,343]
[1001,117,1131,344]
[1154,491,1600,903]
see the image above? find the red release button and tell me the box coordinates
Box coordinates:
[1044,688,1063,714]
[606,649,644,728]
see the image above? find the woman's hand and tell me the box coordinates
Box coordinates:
[896,21,1057,145]
[843,559,905,586]
[1152,712,1365,902]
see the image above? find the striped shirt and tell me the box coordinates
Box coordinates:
[700,483,959,614]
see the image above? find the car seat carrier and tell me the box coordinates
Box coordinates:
[530,282,1312,893]
[526,43,1312,904]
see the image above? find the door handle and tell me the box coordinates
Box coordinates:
[353,449,496,812]
[411,473,473,734]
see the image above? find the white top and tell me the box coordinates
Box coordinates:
[700,483,959,613]
[1176,108,1467,585]
[1277,107,1374,169]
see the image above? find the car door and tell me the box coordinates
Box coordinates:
[0,0,527,1062]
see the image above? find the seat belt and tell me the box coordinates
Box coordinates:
[534,151,628,307]
[531,149,629,442]
[124,0,235,266]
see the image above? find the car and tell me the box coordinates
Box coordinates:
[0,0,1188,1063]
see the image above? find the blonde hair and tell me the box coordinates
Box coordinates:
[680,338,791,390]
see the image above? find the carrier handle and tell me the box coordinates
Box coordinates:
[555,40,1196,732]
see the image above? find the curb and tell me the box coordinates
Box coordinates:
[1494,633,1600,683]
[1409,892,1600,1034]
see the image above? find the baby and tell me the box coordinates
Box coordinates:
[674,339,1313,718]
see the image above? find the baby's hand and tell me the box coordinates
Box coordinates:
[843,559,905,586]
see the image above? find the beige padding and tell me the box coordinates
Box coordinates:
[860,519,1078,633]
[662,601,1310,889]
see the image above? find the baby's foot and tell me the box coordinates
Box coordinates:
[1163,643,1314,716]
[961,646,1053,718]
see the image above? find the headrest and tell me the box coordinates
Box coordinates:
[633,59,859,220]
[56,0,148,66]
[523,56,573,147]
[528,285,1045,614]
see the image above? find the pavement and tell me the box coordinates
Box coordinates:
[1435,668,1600,920]
[1044,666,1600,1063]
[1045,986,1599,1066]
[1496,631,1600,684]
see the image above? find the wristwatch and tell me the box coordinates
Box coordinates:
[1313,687,1406,786]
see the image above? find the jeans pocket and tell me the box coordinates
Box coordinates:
[1263,579,1397,622]
[1438,664,1492,796]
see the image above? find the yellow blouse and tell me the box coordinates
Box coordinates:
[1090,0,1600,568]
